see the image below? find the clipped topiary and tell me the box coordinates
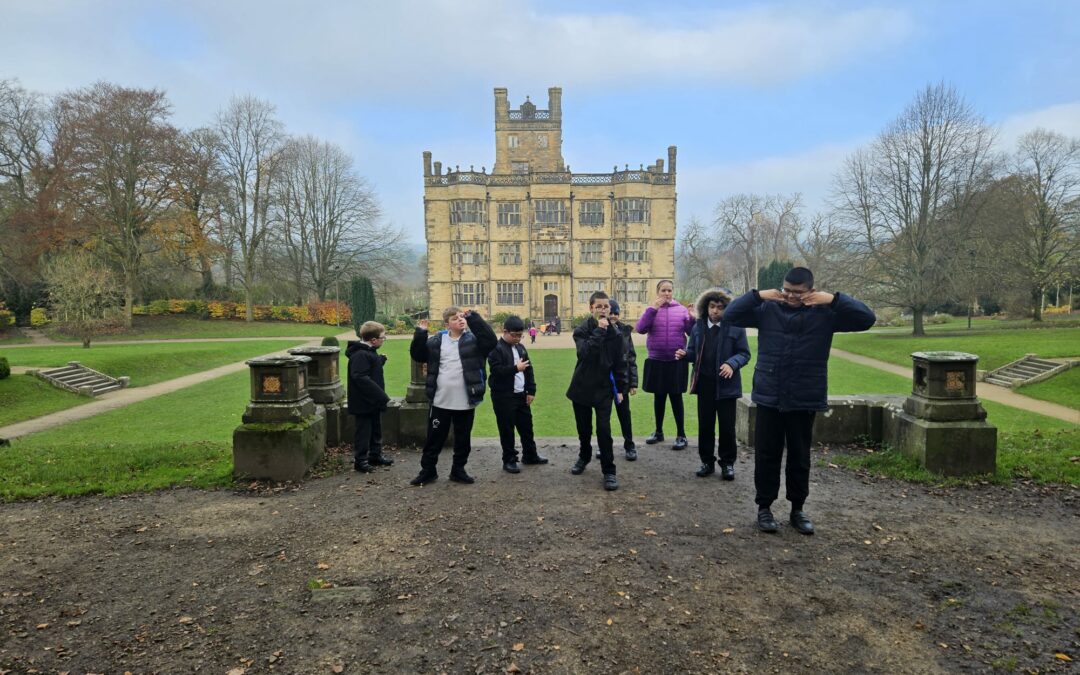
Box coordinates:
[321,336,339,347]
[0,356,10,380]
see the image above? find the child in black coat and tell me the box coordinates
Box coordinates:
[346,321,391,473]
[488,315,548,473]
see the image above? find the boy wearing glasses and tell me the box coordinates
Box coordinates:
[488,315,547,473]
[724,267,875,535]
[346,321,392,473]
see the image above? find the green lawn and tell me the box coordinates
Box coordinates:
[0,340,306,429]
[4,338,1076,501]
[1,340,306,387]
[1018,368,1080,411]
[833,326,1079,370]
[0,375,85,427]
[43,315,347,341]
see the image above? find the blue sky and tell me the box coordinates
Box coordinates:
[3,0,1079,244]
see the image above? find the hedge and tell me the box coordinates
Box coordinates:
[131,299,350,326]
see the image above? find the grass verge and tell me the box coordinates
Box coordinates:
[1018,367,1080,411]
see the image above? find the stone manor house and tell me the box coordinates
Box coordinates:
[423,87,677,323]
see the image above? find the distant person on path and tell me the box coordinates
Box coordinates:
[488,315,547,473]
[567,291,629,491]
[346,321,393,473]
[608,300,639,461]
[723,267,876,535]
[635,280,694,451]
[408,306,498,486]
[528,323,538,344]
[680,288,750,480]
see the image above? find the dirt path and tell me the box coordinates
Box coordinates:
[1,441,1076,673]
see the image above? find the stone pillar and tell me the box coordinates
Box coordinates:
[287,346,345,446]
[395,358,432,447]
[233,356,327,482]
[884,351,997,476]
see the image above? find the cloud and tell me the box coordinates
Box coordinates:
[997,101,1080,149]
[677,140,864,223]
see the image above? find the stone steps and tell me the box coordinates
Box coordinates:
[33,362,129,397]
[984,355,1072,389]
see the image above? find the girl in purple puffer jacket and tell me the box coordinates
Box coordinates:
[635,279,695,450]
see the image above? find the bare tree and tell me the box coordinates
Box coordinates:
[166,127,226,296]
[54,82,178,327]
[676,215,729,294]
[713,193,801,292]
[833,83,995,335]
[1008,129,1080,321]
[793,213,856,292]
[43,247,123,348]
[216,95,284,321]
[275,135,400,302]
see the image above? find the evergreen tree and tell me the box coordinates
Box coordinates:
[757,260,794,291]
[350,276,376,333]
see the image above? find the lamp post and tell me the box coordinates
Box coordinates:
[333,265,341,327]
[967,250,976,330]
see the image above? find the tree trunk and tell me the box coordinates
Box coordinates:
[912,308,925,337]
[1032,285,1044,322]
[124,278,134,328]
[199,253,214,296]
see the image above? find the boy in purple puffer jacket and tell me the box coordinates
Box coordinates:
[635,280,695,450]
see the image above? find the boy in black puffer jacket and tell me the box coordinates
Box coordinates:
[724,267,875,535]
[409,306,498,486]
[567,291,629,491]
[346,321,391,473]
[608,300,639,461]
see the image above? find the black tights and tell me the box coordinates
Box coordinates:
[653,392,685,437]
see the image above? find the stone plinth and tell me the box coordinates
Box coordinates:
[888,351,996,476]
[735,395,904,448]
[288,346,345,445]
[233,410,326,482]
[233,355,326,481]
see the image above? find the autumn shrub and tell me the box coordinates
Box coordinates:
[132,304,148,316]
[207,301,236,319]
[308,301,351,326]
[147,299,171,316]
[286,305,310,322]
[0,302,14,330]
[30,307,49,326]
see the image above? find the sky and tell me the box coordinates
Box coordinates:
[3,0,1079,244]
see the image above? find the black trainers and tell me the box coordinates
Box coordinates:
[354,460,374,473]
[672,436,688,450]
[720,464,735,481]
[409,470,437,486]
[625,447,638,461]
[449,468,475,484]
[645,431,664,445]
[570,459,588,475]
[757,508,779,533]
[790,510,815,535]
[695,462,715,477]
[603,474,619,491]
[369,454,394,466]
[522,454,549,465]
[503,461,521,474]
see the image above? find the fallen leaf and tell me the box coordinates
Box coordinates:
[863,540,873,545]
[226,669,246,675]
[317,562,330,570]
[512,643,524,652]
[722,528,735,534]
[629,548,637,555]
[644,529,658,536]
[872,524,883,531]
[1056,653,1073,662]
[135,526,148,533]
[606,618,613,626]
[331,665,344,674]
[178,616,195,624]
[36,623,48,630]
[506,664,521,674]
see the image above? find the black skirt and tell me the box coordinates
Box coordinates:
[642,358,688,395]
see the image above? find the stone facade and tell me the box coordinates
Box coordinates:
[423,87,677,323]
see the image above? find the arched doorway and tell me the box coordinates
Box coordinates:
[544,294,558,323]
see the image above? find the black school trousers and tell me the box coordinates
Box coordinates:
[419,406,476,473]
[614,392,634,449]
[573,398,616,475]
[352,412,383,464]
[753,405,816,511]
[491,392,538,463]
[696,386,737,466]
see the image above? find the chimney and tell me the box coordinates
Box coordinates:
[423,151,432,177]
[433,161,442,176]
[548,87,562,121]
[667,146,677,174]
[495,87,509,121]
